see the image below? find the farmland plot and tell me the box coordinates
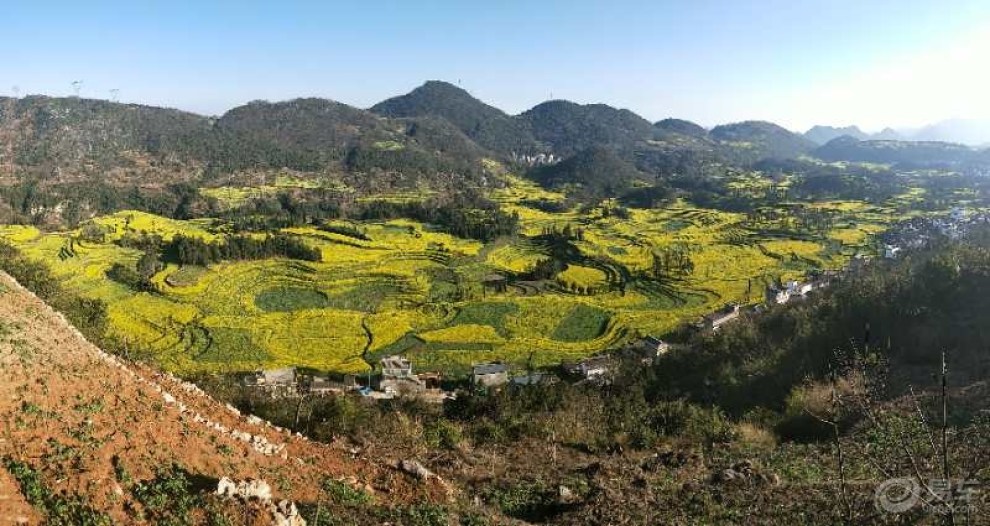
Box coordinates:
[0,175,910,376]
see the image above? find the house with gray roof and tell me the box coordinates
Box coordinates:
[473,362,509,387]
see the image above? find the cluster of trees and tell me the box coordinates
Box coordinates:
[317,222,370,241]
[557,275,606,296]
[106,251,163,292]
[743,206,839,237]
[649,246,694,279]
[358,195,519,242]
[221,190,518,243]
[164,233,320,266]
[0,180,214,227]
[518,198,570,214]
[539,223,584,242]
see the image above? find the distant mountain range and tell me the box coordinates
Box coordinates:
[805,119,990,147]
[1,80,987,198]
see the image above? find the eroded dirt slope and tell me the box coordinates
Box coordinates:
[0,271,438,523]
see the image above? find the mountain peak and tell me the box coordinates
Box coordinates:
[655,118,708,138]
[805,125,868,144]
[370,80,537,154]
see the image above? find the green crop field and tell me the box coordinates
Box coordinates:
[0,173,924,377]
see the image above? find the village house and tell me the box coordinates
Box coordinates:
[702,304,740,331]
[304,374,357,396]
[472,362,509,387]
[306,375,339,396]
[639,336,670,356]
[244,367,298,396]
[628,336,670,363]
[418,372,444,390]
[765,280,818,306]
[563,355,613,382]
[377,355,425,396]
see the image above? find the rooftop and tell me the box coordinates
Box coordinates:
[473,362,508,376]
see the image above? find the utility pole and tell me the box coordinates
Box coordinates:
[71,80,83,98]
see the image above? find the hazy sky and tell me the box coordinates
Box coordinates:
[5,1,990,131]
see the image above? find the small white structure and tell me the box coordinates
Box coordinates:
[379,355,426,396]
[473,362,509,387]
[638,336,670,359]
[563,355,613,381]
[245,367,298,395]
[703,304,741,331]
[767,279,819,305]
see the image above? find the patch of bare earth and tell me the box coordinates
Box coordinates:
[0,271,441,522]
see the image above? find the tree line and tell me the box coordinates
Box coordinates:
[164,233,321,267]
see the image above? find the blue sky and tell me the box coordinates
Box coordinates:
[5,1,990,130]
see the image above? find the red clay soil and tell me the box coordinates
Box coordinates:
[0,467,37,524]
[0,272,443,522]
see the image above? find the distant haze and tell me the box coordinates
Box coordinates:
[3,1,990,140]
[806,119,990,147]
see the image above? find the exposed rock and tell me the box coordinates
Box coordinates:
[399,459,433,480]
[216,477,273,501]
[216,477,305,525]
[557,484,577,504]
[710,460,780,486]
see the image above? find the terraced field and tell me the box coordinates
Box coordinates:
[0,177,914,377]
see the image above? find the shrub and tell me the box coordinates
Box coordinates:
[423,418,463,450]
[3,457,112,526]
[323,478,372,506]
[777,374,865,442]
[132,464,201,525]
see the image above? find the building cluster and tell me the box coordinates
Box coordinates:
[243,367,356,397]
[242,334,675,401]
[881,207,990,257]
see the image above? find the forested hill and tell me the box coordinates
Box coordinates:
[4,84,989,212]
[370,80,540,155]
[0,95,213,182]
[709,120,817,162]
[519,99,656,157]
[0,94,491,191]
[530,146,645,199]
[814,135,982,166]
[654,118,708,138]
